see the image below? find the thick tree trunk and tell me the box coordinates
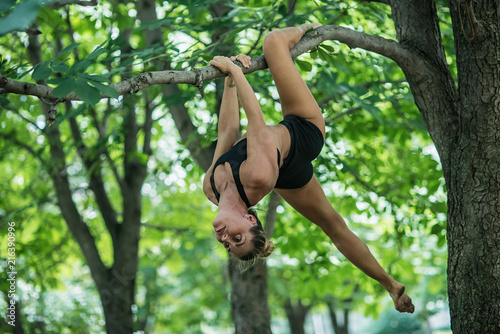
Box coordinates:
[99,270,136,333]
[390,1,500,332]
[44,113,139,333]
[283,298,312,334]
[228,191,281,333]
[27,10,147,331]
[389,0,458,168]
[326,296,349,334]
[446,1,500,333]
[229,261,272,334]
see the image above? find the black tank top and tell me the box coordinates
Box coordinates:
[210,139,280,208]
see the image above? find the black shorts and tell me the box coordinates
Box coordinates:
[275,115,324,189]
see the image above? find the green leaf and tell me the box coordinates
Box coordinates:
[83,74,110,82]
[318,48,331,62]
[51,63,70,73]
[320,44,336,53]
[198,53,214,62]
[76,78,101,105]
[71,59,91,74]
[0,0,44,36]
[437,235,446,248]
[0,0,16,12]
[87,47,106,60]
[135,152,149,165]
[430,223,443,236]
[32,61,51,81]
[295,58,313,72]
[46,77,69,85]
[278,3,287,16]
[88,81,119,99]
[55,43,80,59]
[52,78,77,98]
[360,101,383,123]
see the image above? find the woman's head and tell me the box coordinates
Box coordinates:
[212,209,275,261]
[238,209,275,261]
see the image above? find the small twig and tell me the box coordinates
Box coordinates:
[193,68,205,97]
[325,107,362,124]
[41,98,59,125]
[49,0,98,8]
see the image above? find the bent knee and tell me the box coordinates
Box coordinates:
[263,31,284,53]
[263,30,299,53]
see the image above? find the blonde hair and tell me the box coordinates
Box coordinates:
[238,209,275,262]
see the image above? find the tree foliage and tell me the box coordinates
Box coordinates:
[0,0,457,333]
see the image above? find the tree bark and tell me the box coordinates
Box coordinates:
[389,1,500,332]
[229,261,272,334]
[389,0,458,170]
[326,296,349,334]
[445,1,500,333]
[24,7,150,332]
[26,27,129,331]
[229,191,281,333]
[283,298,312,334]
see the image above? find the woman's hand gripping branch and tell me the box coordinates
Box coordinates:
[209,55,264,130]
[210,55,251,76]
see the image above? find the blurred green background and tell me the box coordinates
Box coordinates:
[0,0,451,332]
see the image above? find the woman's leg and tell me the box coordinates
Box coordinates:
[263,24,325,138]
[275,177,415,313]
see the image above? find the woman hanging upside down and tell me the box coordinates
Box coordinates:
[202,23,415,313]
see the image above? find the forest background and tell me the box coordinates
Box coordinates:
[1,0,466,333]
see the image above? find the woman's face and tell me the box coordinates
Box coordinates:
[212,212,256,257]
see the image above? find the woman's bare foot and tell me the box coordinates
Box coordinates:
[298,23,322,34]
[389,282,415,313]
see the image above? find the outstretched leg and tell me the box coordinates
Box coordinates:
[275,177,415,313]
[263,24,325,138]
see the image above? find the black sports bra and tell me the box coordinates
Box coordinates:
[210,139,280,208]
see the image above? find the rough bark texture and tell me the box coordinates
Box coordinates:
[387,0,500,332]
[446,1,500,333]
[389,0,458,171]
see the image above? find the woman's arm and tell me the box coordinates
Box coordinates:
[202,60,246,201]
[214,56,278,185]
[215,75,239,151]
[208,56,279,194]
[228,68,279,188]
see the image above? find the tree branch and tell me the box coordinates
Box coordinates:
[142,91,154,156]
[49,0,98,8]
[25,26,109,293]
[0,132,47,166]
[57,20,121,243]
[359,0,390,4]
[0,25,414,103]
[324,106,362,124]
[295,25,414,65]
[68,113,120,244]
